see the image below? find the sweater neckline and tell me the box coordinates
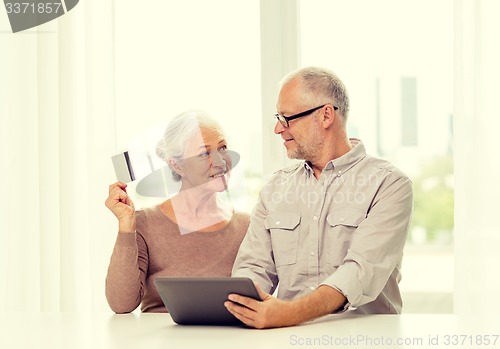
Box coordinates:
[151,204,237,235]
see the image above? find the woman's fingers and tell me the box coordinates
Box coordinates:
[105,182,136,232]
[105,183,135,214]
[108,181,127,195]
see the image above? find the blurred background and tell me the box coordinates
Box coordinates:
[1,0,498,314]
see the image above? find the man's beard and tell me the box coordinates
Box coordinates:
[286,128,324,161]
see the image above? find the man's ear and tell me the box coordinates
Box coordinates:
[168,158,184,178]
[321,104,336,129]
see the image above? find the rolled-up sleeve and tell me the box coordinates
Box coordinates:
[321,171,413,309]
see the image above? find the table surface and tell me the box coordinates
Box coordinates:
[1,312,499,349]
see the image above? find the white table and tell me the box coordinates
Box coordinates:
[1,312,499,349]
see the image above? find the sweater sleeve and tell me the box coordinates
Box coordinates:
[105,212,149,313]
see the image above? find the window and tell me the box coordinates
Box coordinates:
[114,0,263,212]
[300,0,454,312]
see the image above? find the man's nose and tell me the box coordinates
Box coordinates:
[274,120,285,134]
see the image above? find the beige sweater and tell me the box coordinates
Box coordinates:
[105,205,250,313]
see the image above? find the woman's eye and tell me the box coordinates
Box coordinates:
[199,151,210,157]
[219,145,228,152]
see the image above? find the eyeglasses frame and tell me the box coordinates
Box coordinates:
[275,104,338,127]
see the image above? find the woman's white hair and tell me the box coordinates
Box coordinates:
[156,110,222,181]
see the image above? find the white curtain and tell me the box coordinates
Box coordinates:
[454,0,500,313]
[0,0,117,312]
[2,0,263,313]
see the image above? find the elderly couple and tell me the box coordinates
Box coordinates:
[105,66,413,329]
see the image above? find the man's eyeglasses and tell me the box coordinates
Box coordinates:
[275,104,338,128]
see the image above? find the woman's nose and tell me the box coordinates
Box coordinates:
[209,150,226,168]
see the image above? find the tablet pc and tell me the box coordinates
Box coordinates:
[154,277,261,326]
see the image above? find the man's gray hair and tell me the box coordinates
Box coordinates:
[280,66,350,124]
[156,110,222,181]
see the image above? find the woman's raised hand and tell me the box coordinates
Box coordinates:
[105,182,136,233]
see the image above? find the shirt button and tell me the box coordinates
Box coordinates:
[312,216,318,221]
[310,251,315,256]
[340,217,345,222]
[309,286,315,291]
[276,220,280,225]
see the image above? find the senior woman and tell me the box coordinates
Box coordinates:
[105,111,250,313]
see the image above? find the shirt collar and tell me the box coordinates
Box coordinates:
[303,161,314,175]
[303,138,366,177]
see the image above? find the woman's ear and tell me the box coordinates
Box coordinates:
[168,158,184,178]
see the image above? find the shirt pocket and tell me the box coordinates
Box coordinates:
[326,209,366,267]
[265,212,301,267]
